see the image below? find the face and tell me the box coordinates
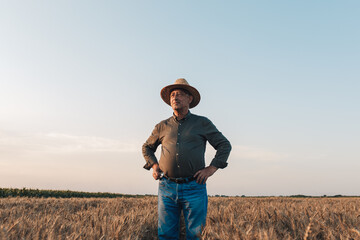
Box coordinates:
[170,89,193,112]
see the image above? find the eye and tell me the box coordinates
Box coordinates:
[170,91,185,98]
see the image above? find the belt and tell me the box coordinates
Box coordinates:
[163,175,196,184]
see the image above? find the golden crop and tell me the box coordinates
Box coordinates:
[0,197,360,239]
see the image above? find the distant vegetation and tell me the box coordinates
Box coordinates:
[0,188,146,198]
[289,194,347,198]
[1,188,354,199]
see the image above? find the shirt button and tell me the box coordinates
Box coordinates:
[176,153,178,156]
[177,165,180,168]
[177,143,179,145]
[178,133,180,135]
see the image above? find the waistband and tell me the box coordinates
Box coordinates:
[162,175,196,184]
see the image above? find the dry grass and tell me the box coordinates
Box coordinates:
[1,197,360,239]
[203,197,360,239]
[0,197,157,240]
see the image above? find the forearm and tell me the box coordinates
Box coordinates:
[204,119,232,169]
[142,138,160,170]
[210,139,232,168]
[142,150,158,170]
[142,123,162,170]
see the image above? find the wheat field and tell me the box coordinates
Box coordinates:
[1,197,360,240]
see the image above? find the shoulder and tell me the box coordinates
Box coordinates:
[154,116,174,129]
[189,113,213,125]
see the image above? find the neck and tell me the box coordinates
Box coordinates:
[173,109,189,120]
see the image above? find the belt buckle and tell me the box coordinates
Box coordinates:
[166,176,192,184]
[175,178,183,184]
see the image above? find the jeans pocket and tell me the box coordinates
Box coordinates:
[189,180,205,191]
[159,178,166,187]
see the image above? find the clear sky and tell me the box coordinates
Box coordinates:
[1,1,359,196]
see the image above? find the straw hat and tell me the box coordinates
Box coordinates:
[161,78,201,108]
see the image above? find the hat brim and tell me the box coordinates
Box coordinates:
[161,84,200,108]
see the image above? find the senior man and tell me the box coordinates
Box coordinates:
[142,78,231,239]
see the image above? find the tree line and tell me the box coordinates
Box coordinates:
[0,188,143,198]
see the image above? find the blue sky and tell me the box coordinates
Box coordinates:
[1,1,359,196]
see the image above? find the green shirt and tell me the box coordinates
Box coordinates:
[142,111,231,178]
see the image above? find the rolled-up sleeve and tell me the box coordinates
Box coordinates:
[203,118,231,169]
[142,124,161,170]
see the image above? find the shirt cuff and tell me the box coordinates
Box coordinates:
[143,161,156,170]
[210,160,228,169]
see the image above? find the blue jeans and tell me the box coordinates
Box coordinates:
[158,177,208,240]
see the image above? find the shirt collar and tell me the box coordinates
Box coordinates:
[173,110,192,122]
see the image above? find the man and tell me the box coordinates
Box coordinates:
[142,78,231,239]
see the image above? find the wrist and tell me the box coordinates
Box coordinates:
[152,163,159,170]
[209,165,218,173]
